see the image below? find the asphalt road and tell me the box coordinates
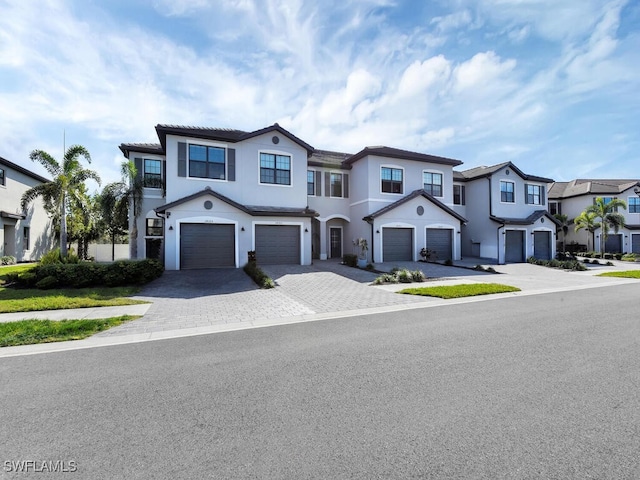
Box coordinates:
[1,284,639,479]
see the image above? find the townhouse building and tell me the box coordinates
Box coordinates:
[120,123,556,269]
[548,179,640,253]
[0,156,54,261]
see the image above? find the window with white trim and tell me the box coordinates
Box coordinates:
[0,167,5,186]
[526,184,543,205]
[189,144,226,180]
[453,184,465,205]
[629,197,640,213]
[500,181,515,203]
[381,167,403,194]
[423,172,443,197]
[260,153,291,185]
[143,159,162,188]
[307,170,315,195]
[146,218,163,237]
[330,173,343,197]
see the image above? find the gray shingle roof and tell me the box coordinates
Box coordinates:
[363,189,467,223]
[456,162,553,183]
[548,179,640,199]
[119,143,164,157]
[490,210,562,226]
[345,146,463,167]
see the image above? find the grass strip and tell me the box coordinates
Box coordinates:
[597,270,640,279]
[0,287,146,313]
[0,315,139,347]
[0,264,36,285]
[399,283,520,299]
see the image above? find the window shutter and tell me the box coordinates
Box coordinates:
[344,174,349,198]
[178,142,187,177]
[315,171,322,196]
[162,160,166,194]
[134,158,143,183]
[325,172,330,197]
[462,185,466,205]
[227,148,236,182]
[541,186,545,205]
[524,183,530,204]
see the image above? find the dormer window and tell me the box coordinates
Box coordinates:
[260,152,291,185]
[381,167,403,194]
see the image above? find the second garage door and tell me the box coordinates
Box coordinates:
[426,228,452,262]
[533,231,551,260]
[383,228,413,262]
[632,234,640,254]
[255,225,301,265]
[180,223,235,269]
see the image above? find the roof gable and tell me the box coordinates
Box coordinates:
[363,189,467,223]
[0,156,50,183]
[456,161,553,183]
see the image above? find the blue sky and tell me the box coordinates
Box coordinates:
[1,0,639,189]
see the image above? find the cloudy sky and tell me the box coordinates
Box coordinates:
[1,0,639,189]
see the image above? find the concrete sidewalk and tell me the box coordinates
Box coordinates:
[1,258,639,357]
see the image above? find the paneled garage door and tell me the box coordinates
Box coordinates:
[383,228,413,262]
[180,223,235,269]
[426,228,452,262]
[255,225,301,265]
[632,234,640,254]
[533,231,551,260]
[505,230,524,263]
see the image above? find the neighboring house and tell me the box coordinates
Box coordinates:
[548,179,640,253]
[120,124,555,269]
[454,162,558,263]
[0,156,54,261]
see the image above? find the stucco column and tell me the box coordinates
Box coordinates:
[319,219,328,260]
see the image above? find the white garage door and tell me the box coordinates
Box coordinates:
[180,223,235,269]
[255,225,301,265]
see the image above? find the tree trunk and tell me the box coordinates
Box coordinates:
[111,232,116,262]
[60,193,68,257]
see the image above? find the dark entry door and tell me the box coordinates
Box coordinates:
[330,228,342,258]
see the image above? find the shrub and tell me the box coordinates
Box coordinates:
[486,267,497,273]
[243,262,275,289]
[583,258,591,264]
[365,263,374,270]
[614,253,623,260]
[606,261,614,266]
[373,273,398,285]
[603,253,613,260]
[396,268,413,283]
[1,256,16,265]
[473,264,485,271]
[22,259,163,289]
[621,253,640,262]
[411,270,426,282]
[342,254,358,267]
[591,259,600,265]
[444,259,453,266]
[39,248,80,265]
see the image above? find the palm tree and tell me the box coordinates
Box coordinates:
[574,211,599,252]
[21,146,101,258]
[553,213,570,252]
[584,197,627,255]
[99,180,130,261]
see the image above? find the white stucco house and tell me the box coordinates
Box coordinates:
[548,179,640,253]
[120,124,556,269]
[0,156,55,262]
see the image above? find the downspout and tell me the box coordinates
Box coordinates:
[488,176,505,264]
[368,219,375,263]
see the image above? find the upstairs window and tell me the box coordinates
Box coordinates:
[599,197,619,212]
[501,181,515,203]
[260,153,291,185]
[143,159,162,188]
[526,184,543,205]
[0,167,4,186]
[629,197,640,214]
[189,144,226,180]
[381,167,403,194]
[307,170,315,195]
[330,173,343,197]
[453,185,465,205]
[146,218,163,237]
[423,172,443,197]
[549,201,561,215]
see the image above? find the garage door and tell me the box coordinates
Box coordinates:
[632,234,640,254]
[426,228,452,262]
[180,223,235,269]
[533,231,551,260]
[505,230,524,263]
[383,228,413,262]
[605,234,622,253]
[255,225,300,265]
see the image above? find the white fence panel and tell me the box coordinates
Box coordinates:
[88,244,130,262]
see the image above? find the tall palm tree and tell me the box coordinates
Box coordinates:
[574,211,599,252]
[584,197,627,255]
[553,213,570,252]
[21,145,101,258]
[99,180,130,261]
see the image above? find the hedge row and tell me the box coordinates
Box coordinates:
[19,259,164,289]
[243,262,275,289]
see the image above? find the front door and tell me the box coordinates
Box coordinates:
[330,227,342,258]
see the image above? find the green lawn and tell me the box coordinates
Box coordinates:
[0,316,139,347]
[0,263,36,285]
[597,270,640,279]
[0,286,147,313]
[399,283,521,299]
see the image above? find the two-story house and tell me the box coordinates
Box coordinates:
[121,124,555,269]
[0,156,54,261]
[547,179,640,253]
[454,162,559,263]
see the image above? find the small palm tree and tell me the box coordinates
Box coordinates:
[99,180,130,261]
[584,197,627,254]
[21,146,100,258]
[553,213,570,252]
[574,211,599,252]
